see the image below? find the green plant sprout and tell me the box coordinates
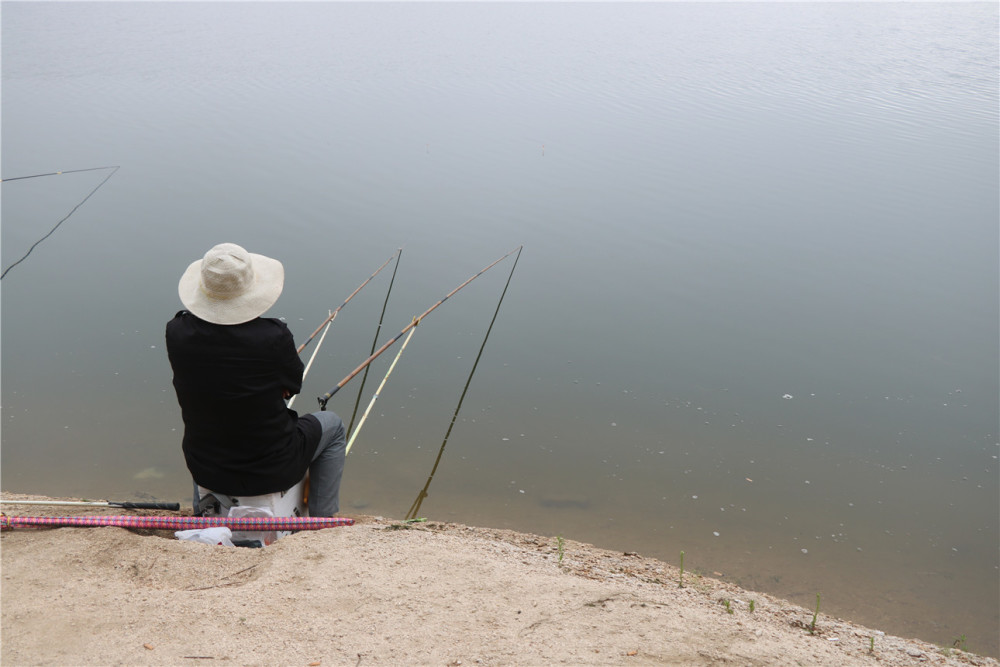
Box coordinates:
[749,599,756,613]
[678,550,685,588]
[810,593,821,635]
[557,535,565,565]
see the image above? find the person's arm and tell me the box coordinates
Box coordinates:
[273,321,306,398]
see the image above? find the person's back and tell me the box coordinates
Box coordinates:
[165,243,346,516]
[166,312,319,496]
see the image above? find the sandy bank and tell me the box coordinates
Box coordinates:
[1,494,996,666]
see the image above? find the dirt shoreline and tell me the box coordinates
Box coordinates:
[1,493,996,666]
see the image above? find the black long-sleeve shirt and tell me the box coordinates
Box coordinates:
[165,311,321,495]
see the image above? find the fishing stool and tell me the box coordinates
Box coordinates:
[194,478,307,547]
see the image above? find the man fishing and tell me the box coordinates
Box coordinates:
[165,242,347,517]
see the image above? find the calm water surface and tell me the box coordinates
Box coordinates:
[2,2,997,655]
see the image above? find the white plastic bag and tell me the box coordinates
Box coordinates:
[228,505,277,546]
[175,526,235,546]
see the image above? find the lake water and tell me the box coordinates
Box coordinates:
[2,1,997,656]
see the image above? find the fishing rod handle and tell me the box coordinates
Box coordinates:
[113,502,181,510]
[318,385,342,410]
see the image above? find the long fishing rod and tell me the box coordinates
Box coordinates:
[0,499,180,511]
[296,247,402,355]
[406,245,522,520]
[317,245,523,410]
[1,165,120,280]
[0,165,120,183]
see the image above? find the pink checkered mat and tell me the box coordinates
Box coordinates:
[0,514,354,531]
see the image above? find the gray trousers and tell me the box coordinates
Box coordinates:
[306,410,348,516]
[192,410,348,517]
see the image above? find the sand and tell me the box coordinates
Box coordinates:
[1,493,996,667]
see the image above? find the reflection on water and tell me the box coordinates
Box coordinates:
[2,2,997,656]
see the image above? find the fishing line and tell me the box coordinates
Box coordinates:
[1,166,120,280]
[318,245,523,410]
[405,245,522,520]
[347,247,404,437]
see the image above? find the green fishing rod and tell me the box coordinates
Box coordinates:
[347,245,404,436]
[318,245,523,410]
[405,244,522,519]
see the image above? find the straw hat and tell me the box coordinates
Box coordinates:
[178,243,284,325]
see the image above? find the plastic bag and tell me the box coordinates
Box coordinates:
[175,526,235,546]
[228,505,277,546]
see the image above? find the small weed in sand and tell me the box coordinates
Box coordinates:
[384,518,426,531]
[678,551,685,588]
[953,634,968,651]
[721,599,733,615]
[557,535,565,565]
[749,599,755,614]
[810,593,821,635]
[384,524,410,531]
[869,636,875,654]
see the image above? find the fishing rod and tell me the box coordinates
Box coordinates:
[0,165,120,183]
[348,245,520,456]
[1,165,120,280]
[287,309,333,409]
[0,499,180,511]
[405,245,522,520]
[346,324,418,455]
[300,310,333,381]
[348,246,404,436]
[288,249,402,408]
[317,245,523,410]
[296,247,402,355]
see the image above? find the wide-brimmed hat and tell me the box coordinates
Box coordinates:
[178,243,284,325]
